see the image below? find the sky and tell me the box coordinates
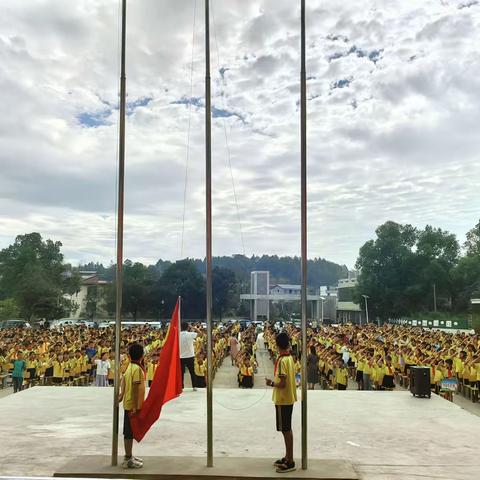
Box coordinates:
[1,0,480,269]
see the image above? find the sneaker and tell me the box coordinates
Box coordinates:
[193,387,197,391]
[122,457,143,469]
[133,456,143,464]
[273,458,286,467]
[276,461,296,473]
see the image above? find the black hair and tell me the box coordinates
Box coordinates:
[181,322,189,331]
[310,345,317,356]
[276,332,290,350]
[129,343,144,361]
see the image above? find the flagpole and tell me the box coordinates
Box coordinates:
[111,0,127,467]
[205,0,214,469]
[300,0,308,471]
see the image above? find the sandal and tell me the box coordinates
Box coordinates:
[276,461,296,473]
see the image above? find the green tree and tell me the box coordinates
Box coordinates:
[0,233,75,320]
[212,266,236,321]
[156,260,205,319]
[355,221,418,319]
[452,255,480,311]
[0,298,20,320]
[411,226,459,310]
[122,260,156,321]
[464,220,480,257]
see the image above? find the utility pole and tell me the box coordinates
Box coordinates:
[362,295,369,325]
[433,283,437,313]
[205,0,214,469]
[111,0,127,467]
[300,0,308,471]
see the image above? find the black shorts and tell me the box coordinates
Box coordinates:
[382,375,395,389]
[241,376,253,388]
[355,370,363,382]
[195,375,206,388]
[52,377,63,384]
[275,404,293,433]
[123,411,133,440]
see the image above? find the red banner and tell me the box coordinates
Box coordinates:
[130,298,182,442]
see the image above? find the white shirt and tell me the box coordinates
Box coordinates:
[95,359,110,376]
[180,331,197,359]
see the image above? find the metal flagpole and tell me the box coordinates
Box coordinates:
[205,0,214,469]
[300,0,308,471]
[111,0,127,467]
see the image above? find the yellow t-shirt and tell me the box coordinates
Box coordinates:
[272,355,297,406]
[336,367,348,386]
[147,361,156,382]
[123,363,146,411]
[194,359,206,377]
[53,361,64,378]
[108,360,116,380]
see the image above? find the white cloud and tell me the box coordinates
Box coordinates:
[0,0,480,268]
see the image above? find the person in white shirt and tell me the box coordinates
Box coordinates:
[94,352,111,387]
[180,322,200,391]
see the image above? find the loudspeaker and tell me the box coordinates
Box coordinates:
[410,366,431,398]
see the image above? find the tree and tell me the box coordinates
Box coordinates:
[412,225,459,310]
[355,222,463,319]
[212,266,236,320]
[355,221,418,319]
[0,298,20,320]
[0,233,75,320]
[452,255,480,311]
[155,260,205,319]
[464,220,480,257]
[122,260,156,321]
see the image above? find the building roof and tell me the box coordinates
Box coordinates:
[271,284,301,290]
[337,301,362,312]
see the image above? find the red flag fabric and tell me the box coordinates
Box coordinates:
[130,298,183,442]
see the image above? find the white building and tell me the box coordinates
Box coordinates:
[270,284,301,295]
[66,271,110,319]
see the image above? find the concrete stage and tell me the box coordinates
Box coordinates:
[1,387,480,480]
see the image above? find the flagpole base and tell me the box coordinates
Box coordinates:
[54,456,357,479]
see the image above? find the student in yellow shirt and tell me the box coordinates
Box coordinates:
[381,356,395,390]
[265,332,297,474]
[26,352,39,383]
[335,359,348,390]
[52,354,64,385]
[356,354,364,390]
[194,352,206,388]
[146,354,157,388]
[119,343,145,470]
[240,356,254,389]
[108,352,116,386]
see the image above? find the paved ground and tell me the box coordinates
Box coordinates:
[3,336,480,420]
[2,387,480,480]
[213,336,274,389]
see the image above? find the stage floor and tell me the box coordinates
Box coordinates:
[1,387,480,480]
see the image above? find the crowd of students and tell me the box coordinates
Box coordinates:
[230,324,258,388]
[0,321,234,392]
[264,323,479,397]
[1,321,479,399]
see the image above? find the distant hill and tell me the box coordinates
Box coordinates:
[160,255,348,288]
[81,255,348,289]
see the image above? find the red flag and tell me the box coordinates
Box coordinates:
[130,298,183,442]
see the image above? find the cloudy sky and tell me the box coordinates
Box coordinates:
[1,0,479,268]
